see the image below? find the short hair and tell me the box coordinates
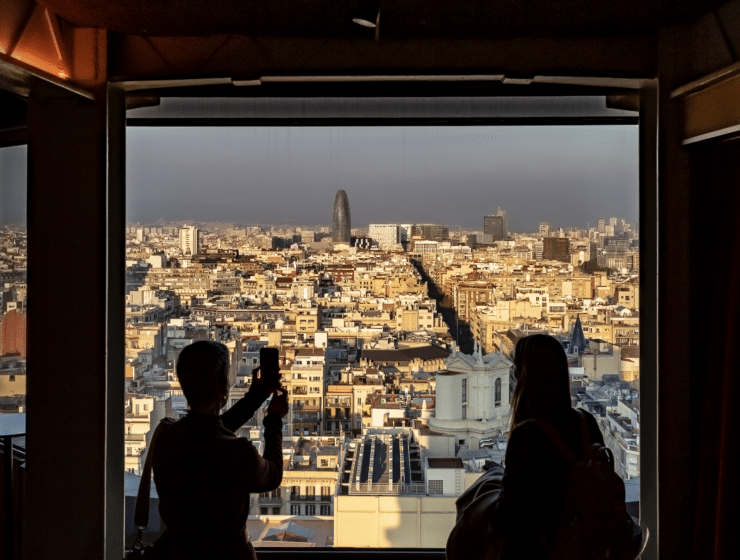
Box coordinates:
[176,340,230,408]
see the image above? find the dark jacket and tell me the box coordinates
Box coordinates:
[447,408,608,560]
[152,387,283,560]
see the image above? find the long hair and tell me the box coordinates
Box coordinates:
[509,334,572,432]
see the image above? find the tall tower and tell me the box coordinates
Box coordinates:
[179,225,200,255]
[496,207,509,237]
[332,190,351,243]
[483,215,504,240]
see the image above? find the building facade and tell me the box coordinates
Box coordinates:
[543,237,570,262]
[179,225,200,256]
[428,343,512,449]
[368,224,400,249]
[483,215,504,241]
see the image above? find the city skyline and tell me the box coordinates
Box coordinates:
[1,125,638,229]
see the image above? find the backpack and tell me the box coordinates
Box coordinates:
[530,409,637,560]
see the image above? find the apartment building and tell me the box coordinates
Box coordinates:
[324,385,353,434]
[251,437,342,518]
[125,323,165,366]
[124,394,155,475]
[284,347,326,435]
[454,282,496,322]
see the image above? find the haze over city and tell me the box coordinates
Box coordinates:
[0,125,637,229]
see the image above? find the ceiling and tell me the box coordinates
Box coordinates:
[38,1,725,39]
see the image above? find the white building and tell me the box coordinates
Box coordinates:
[179,225,200,256]
[428,342,512,450]
[368,224,400,249]
[414,240,438,255]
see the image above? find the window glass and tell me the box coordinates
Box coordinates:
[126,123,639,548]
[0,145,27,415]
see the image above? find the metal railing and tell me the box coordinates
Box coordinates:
[291,403,320,411]
[288,494,332,502]
[258,496,283,504]
[351,483,426,495]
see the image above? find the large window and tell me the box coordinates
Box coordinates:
[125,113,639,548]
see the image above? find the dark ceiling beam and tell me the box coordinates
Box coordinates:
[109,35,659,85]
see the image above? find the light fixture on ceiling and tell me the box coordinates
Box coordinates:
[352,0,381,41]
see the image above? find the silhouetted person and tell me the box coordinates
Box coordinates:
[152,340,288,560]
[447,334,641,560]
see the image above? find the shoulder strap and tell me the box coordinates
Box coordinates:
[134,417,176,528]
[574,408,592,455]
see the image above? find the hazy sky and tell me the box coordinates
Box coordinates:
[2,125,638,231]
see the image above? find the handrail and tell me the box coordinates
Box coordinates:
[350,483,426,495]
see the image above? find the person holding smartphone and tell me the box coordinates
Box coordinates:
[151,340,288,560]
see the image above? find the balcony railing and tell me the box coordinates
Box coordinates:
[291,364,324,371]
[351,483,426,495]
[292,401,320,410]
[289,494,332,502]
[324,413,351,420]
[292,415,321,423]
[258,496,283,504]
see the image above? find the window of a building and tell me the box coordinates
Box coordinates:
[291,505,300,515]
[306,505,316,516]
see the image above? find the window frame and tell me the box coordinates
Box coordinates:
[116,88,656,558]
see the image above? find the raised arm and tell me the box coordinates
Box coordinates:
[221,367,271,433]
[247,390,289,492]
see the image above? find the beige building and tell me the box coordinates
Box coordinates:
[324,385,353,435]
[0,355,26,401]
[124,393,155,475]
[562,275,594,299]
[333,495,458,547]
[287,305,321,336]
[252,437,342,518]
[396,303,440,332]
[125,322,165,366]
[614,282,640,308]
[284,347,326,435]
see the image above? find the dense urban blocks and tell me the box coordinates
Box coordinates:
[332,189,351,244]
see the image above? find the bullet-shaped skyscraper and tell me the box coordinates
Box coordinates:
[332,189,351,243]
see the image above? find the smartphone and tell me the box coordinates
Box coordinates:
[259,347,281,390]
